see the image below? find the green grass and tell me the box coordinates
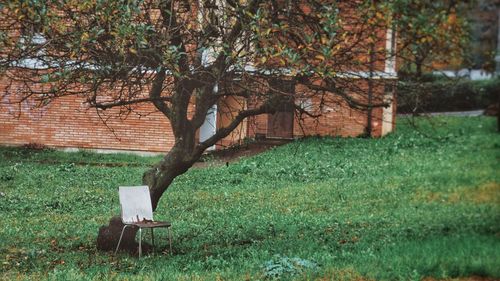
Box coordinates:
[0,116,499,280]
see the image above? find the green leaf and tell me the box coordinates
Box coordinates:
[40,74,50,83]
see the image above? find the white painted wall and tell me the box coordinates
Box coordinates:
[381,92,394,136]
[384,27,397,76]
[199,104,217,150]
[433,69,494,80]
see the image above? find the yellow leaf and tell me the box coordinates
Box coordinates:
[315,55,325,61]
[81,32,89,41]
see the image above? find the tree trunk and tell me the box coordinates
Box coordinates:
[143,147,195,211]
[96,143,196,254]
[415,62,423,79]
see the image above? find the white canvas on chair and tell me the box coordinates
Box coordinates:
[119,186,154,223]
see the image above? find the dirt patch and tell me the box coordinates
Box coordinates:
[423,276,499,281]
[193,139,291,168]
[469,182,500,204]
[34,160,148,167]
[414,182,500,204]
[8,139,290,169]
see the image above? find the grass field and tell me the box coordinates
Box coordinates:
[0,116,499,280]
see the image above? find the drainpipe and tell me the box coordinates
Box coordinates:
[366,42,375,137]
[495,8,500,76]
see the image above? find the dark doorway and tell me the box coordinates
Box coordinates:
[267,79,294,139]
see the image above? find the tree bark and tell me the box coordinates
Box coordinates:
[143,145,196,210]
[415,61,423,79]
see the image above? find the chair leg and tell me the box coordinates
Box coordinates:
[114,225,129,255]
[138,228,143,258]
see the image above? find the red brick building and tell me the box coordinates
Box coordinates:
[0,80,396,154]
[0,4,397,154]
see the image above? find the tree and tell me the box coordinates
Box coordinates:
[389,0,469,79]
[0,0,393,252]
[384,0,471,116]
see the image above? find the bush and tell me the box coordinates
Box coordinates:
[397,78,499,113]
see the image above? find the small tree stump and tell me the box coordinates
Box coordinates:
[96,216,152,255]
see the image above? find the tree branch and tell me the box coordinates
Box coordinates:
[193,101,273,155]
[91,96,172,110]
[149,69,171,117]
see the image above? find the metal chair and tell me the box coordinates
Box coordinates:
[114,186,172,257]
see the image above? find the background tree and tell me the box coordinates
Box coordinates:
[0,0,393,252]
[387,0,476,115]
[390,0,470,79]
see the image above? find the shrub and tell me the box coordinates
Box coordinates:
[397,78,499,113]
[262,255,318,279]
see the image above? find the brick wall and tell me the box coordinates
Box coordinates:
[247,81,394,140]
[0,79,176,152]
[292,84,388,138]
[1,78,395,153]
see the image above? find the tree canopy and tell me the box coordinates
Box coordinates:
[389,0,469,78]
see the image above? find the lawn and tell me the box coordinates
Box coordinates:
[0,116,499,280]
